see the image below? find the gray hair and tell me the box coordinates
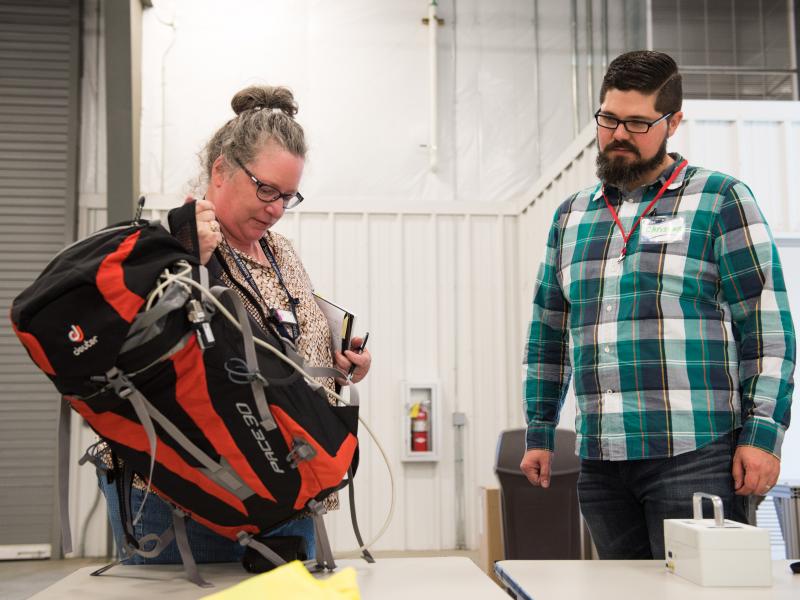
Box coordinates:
[202,85,307,180]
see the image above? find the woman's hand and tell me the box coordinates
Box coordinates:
[334,336,372,384]
[190,197,222,264]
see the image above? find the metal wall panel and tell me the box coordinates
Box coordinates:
[0,0,79,557]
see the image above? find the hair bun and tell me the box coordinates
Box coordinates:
[231,85,298,117]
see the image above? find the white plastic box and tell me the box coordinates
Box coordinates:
[664,492,772,587]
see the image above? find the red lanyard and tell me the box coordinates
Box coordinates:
[602,159,687,262]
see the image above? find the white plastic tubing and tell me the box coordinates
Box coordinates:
[428,0,438,172]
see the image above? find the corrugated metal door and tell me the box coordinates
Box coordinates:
[0,0,80,558]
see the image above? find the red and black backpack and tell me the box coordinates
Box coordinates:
[10,202,367,585]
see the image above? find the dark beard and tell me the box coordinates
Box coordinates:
[596,135,668,190]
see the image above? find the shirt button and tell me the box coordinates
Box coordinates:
[604,345,610,353]
[606,389,614,395]
[606,305,613,312]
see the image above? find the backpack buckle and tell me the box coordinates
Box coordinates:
[187,299,216,349]
[104,367,134,398]
[286,438,316,468]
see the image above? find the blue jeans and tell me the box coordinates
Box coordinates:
[577,431,749,560]
[98,472,316,564]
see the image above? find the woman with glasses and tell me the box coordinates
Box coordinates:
[99,85,371,566]
[197,85,370,386]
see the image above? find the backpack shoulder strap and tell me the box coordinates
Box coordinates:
[347,467,375,563]
[167,201,225,280]
[57,397,73,555]
[172,509,212,587]
[167,202,200,259]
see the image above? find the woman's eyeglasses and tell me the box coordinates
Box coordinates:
[234,157,304,209]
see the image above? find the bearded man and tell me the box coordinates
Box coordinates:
[520,50,795,559]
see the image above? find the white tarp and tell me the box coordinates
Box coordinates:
[138,0,635,207]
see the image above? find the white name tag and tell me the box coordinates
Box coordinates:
[275,309,297,325]
[640,216,685,244]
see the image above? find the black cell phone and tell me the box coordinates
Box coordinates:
[791,561,800,574]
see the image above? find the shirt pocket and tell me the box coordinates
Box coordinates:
[630,227,718,301]
[629,237,689,295]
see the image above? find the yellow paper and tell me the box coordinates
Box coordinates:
[409,402,421,418]
[202,561,360,600]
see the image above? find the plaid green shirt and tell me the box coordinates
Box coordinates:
[523,154,795,460]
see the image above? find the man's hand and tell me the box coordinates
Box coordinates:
[732,445,780,496]
[520,448,554,488]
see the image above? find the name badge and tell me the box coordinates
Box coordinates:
[275,309,297,326]
[640,216,685,244]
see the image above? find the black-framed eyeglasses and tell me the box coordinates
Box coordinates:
[234,157,304,209]
[594,110,674,134]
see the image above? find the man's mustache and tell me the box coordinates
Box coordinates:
[603,141,640,157]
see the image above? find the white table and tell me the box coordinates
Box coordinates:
[28,557,507,599]
[495,560,800,600]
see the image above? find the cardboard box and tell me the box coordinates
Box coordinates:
[478,486,504,586]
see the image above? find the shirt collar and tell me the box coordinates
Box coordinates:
[592,152,688,201]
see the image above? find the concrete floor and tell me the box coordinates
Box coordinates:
[0,550,481,599]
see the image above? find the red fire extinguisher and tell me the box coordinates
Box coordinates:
[411,402,429,452]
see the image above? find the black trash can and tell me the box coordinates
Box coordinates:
[494,428,587,560]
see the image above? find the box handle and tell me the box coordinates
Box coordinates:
[692,492,725,527]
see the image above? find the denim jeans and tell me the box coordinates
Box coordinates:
[577,431,749,560]
[98,472,316,564]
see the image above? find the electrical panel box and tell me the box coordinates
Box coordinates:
[401,381,440,462]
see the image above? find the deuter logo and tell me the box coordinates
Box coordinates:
[68,324,84,343]
[72,335,99,356]
[235,402,285,474]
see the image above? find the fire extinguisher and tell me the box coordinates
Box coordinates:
[410,402,429,452]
